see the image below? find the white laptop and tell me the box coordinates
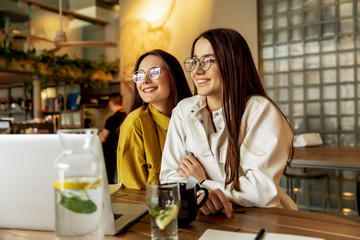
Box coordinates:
[0,133,147,235]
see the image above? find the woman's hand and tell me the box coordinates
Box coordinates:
[178,154,206,183]
[199,188,233,218]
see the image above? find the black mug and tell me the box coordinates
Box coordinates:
[178,182,209,227]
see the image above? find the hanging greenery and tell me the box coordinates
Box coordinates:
[0,44,119,90]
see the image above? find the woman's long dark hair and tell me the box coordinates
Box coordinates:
[130,49,192,112]
[190,28,292,191]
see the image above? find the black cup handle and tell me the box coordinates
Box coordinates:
[195,185,209,210]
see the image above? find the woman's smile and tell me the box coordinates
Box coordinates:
[142,86,158,93]
[196,78,211,84]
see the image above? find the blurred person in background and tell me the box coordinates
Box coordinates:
[99,93,126,184]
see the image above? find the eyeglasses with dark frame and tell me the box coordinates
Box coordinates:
[132,66,168,84]
[183,56,218,72]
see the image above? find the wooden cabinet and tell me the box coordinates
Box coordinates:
[41,84,83,129]
[0,83,33,122]
[41,82,119,130]
[0,71,120,132]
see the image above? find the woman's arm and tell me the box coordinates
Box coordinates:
[203,98,293,208]
[178,154,206,183]
[117,118,147,189]
[160,106,188,182]
[179,154,233,218]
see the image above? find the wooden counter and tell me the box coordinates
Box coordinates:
[1,188,360,240]
[292,146,360,170]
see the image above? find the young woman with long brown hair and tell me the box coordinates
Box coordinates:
[160,28,296,218]
[117,49,192,189]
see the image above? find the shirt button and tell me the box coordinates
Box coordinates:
[147,164,152,169]
[191,110,195,113]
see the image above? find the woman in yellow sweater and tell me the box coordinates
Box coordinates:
[117,49,192,189]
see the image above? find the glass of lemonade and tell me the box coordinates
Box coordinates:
[54,129,104,240]
[146,181,180,240]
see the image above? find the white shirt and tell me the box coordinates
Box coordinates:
[160,95,297,209]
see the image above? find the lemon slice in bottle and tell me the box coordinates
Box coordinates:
[84,178,102,189]
[54,179,89,190]
[54,177,101,214]
[54,178,102,190]
[155,205,179,230]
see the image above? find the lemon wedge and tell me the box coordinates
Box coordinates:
[54,179,89,190]
[155,205,179,230]
[54,178,102,190]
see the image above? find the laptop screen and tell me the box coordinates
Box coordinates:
[0,133,147,235]
[0,134,61,230]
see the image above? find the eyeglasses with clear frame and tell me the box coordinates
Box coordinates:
[132,66,168,84]
[183,56,218,72]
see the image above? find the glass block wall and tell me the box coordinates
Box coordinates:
[259,0,359,146]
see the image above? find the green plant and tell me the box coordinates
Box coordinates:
[0,44,119,90]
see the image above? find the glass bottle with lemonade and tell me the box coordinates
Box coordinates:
[54,129,104,240]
